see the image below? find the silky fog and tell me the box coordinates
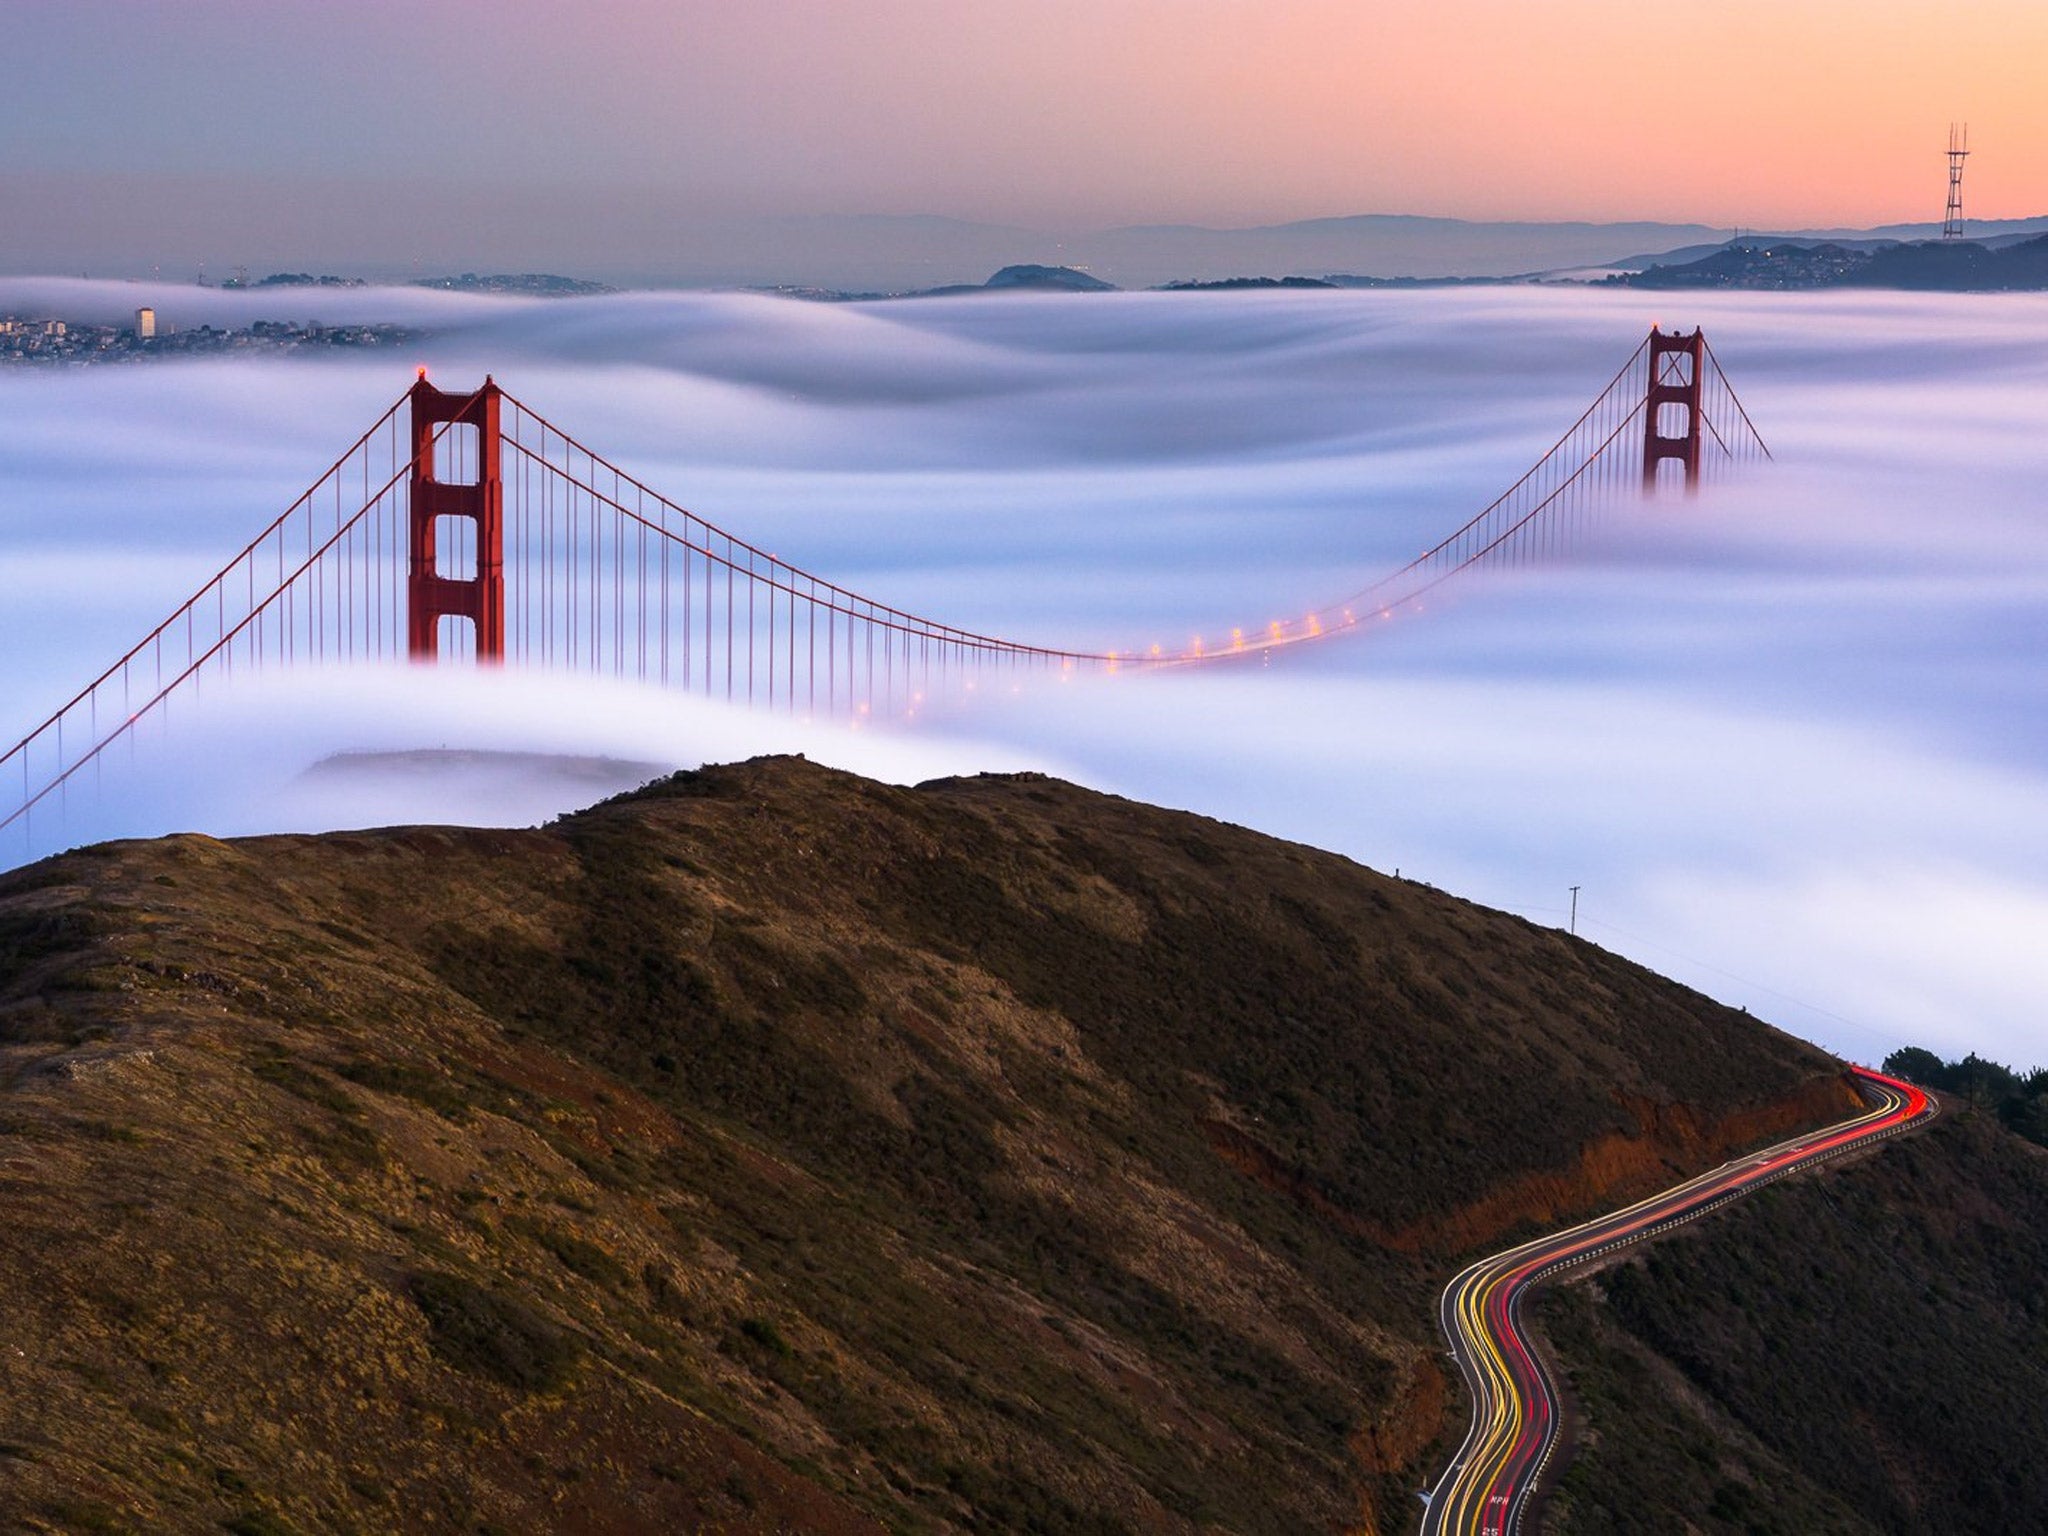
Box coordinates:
[3,280,2046,1070]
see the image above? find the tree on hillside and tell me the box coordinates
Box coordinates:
[1885,1047,2048,1147]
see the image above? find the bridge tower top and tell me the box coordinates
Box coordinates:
[1642,326,1704,495]
[407,374,504,661]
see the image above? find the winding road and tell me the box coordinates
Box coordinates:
[1420,1066,1934,1536]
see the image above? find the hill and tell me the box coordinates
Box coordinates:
[707,211,2048,291]
[982,265,1115,293]
[1618,232,2048,292]
[410,273,618,298]
[0,757,2029,1533]
[762,265,1116,303]
[1542,1108,2048,1533]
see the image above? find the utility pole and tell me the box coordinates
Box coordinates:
[1569,886,1580,935]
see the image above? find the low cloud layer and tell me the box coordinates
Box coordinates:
[4,281,2046,1071]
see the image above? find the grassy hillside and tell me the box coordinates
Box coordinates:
[0,757,1866,1533]
[1540,1108,2048,1534]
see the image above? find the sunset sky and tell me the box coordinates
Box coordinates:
[5,0,2043,278]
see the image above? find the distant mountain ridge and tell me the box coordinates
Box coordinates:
[759,214,2048,299]
[1619,232,2048,291]
[20,209,2048,293]
[721,210,2048,290]
[758,263,1118,303]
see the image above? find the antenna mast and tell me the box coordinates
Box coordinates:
[1943,123,1970,239]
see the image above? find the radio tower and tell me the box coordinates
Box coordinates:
[1943,123,1970,239]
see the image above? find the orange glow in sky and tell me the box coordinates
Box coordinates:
[580,0,2048,227]
[2,0,2041,254]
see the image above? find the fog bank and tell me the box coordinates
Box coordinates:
[4,282,2045,1070]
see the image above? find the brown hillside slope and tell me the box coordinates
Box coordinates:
[1540,1109,2048,1535]
[0,756,1855,1534]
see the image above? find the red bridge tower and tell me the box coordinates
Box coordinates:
[1642,327,1704,494]
[407,375,504,660]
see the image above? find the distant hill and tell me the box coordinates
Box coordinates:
[738,213,2048,295]
[1598,220,2048,274]
[583,211,2048,291]
[413,272,618,297]
[1161,275,1336,291]
[1618,233,2048,291]
[641,211,1750,290]
[763,265,1117,302]
[1620,241,1877,290]
[982,263,1115,292]
[2,757,2041,1532]
[227,272,369,289]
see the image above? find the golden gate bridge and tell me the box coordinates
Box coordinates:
[2,326,1766,863]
